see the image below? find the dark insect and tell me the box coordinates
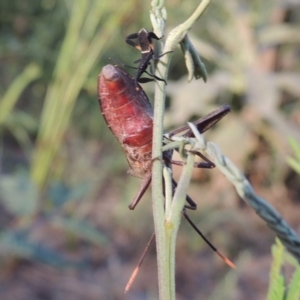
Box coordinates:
[126,28,171,85]
[98,64,234,290]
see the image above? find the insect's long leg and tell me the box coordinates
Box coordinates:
[142,68,167,84]
[107,58,156,85]
[128,173,152,210]
[165,149,215,169]
[182,210,236,268]
[126,33,140,50]
[168,159,213,169]
[187,150,215,168]
[124,232,155,293]
[107,57,140,70]
[154,50,173,60]
[171,178,197,210]
[148,32,161,41]
[126,32,139,40]
[126,40,141,50]
[171,177,235,267]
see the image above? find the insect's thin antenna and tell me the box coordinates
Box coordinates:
[108,57,138,70]
[182,210,236,269]
[124,232,155,293]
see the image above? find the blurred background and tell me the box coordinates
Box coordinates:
[0,0,300,299]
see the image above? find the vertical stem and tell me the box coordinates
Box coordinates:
[152,78,171,299]
[166,152,195,299]
[150,1,213,298]
[150,1,172,298]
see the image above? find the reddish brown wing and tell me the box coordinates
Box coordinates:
[168,104,231,137]
[98,64,153,178]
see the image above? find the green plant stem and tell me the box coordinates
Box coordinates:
[167,152,195,299]
[167,153,195,224]
[150,1,171,298]
[151,74,170,299]
[163,166,173,216]
[164,0,212,54]
[151,1,212,298]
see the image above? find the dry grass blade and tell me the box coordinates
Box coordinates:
[30,0,135,190]
[0,63,41,128]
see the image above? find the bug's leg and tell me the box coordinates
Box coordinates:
[151,50,173,61]
[170,163,235,268]
[148,32,161,41]
[156,50,173,59]
[165,150,215,169]
[167,158,214,169]
[126,33,141,50]
[188,150,215,168]
[108,58,140,71]
[182,209,236,268]
[126,32,139,39]
[125,232,155,293]
[126,40,141,50]
[137,78,155,83]
[128,173,152,210]
[142,68,167,85]
[148,62,167,83]
[184,194,197,211]
[171,178,197,210]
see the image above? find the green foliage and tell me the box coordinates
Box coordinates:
[266,239,286,300]
[0,63,41,149]
[266,239,300,300]
[286,266,300,300]
[0,63,41,127]
[287,138,300,175]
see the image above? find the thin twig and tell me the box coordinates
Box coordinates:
[188,122,300,263]
[150,1,213,299]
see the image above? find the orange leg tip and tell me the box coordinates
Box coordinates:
[124,267,140,293]
[216,251,236,269]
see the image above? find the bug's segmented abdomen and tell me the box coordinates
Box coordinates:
[98,64,154,177]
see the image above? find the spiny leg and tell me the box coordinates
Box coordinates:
[168,159,213,169]
[188,149,215,168]
[182,210,235,268]
[165,149,215,169]
[142,68,167,84]
[171,177,235,268]
[107,57,139,70]
[126,33,141,50]
[125,232,155,293]
[128,173,151,210]
[148,32,161,41]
